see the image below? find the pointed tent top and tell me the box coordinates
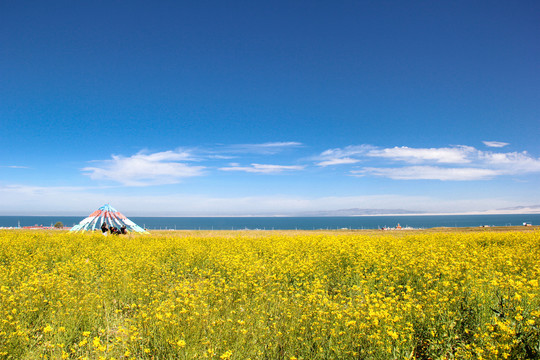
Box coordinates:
[99,204,118,212]
[70,204,147,233]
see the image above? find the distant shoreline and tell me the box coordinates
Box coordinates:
[1,211,540,217]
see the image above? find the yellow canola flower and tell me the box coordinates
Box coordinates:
[0,229,539,359]
[387,329,399,340]
[43,325,53,334]
[220,350,233,359]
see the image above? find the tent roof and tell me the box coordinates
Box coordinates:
[70,204,147,233]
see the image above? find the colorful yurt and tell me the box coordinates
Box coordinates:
[70,204,147,233]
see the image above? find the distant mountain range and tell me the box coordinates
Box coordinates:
[486,205,540,214]
[497,205,540,211]
[292,205,540,217]
[294,208,424,216]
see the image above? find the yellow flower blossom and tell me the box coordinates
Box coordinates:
[0,229,539,359]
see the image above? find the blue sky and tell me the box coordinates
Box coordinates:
[1,1,539,216]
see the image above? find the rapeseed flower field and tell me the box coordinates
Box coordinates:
[0,230,539,359]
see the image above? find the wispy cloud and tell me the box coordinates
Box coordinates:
[224,142,303,154]
[315,145,374,166]
[317,157,360,167]
[366,146,475,164]
[1,165,29,169]
[480,151,540,171]
[355,166,500,181]
[82,150,205,186]
[219,163,305,173]
[318,144,540,181]
[79,142,540,186]
[483,141,509,148]
[319,145,374,158]
[80,142,305,186]
[317,145,480,167]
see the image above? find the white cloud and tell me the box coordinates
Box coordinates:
[366,146,475,164]
[316,145,476,166]
[319,145,374,158]
[82,150,205,186]
[316,157,360,167]
[316,144,540,181]
[219,163,305,173]
[315,145,373,167]
[355,166,501,181]
[483,141,509,148]
[224,142,303,154]
[480,151,540,172]
[79,142,306,186]
[137,150,194,162]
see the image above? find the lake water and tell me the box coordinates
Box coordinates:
[1,214,538,230]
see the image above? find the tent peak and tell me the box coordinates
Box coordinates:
[98,204,118,212]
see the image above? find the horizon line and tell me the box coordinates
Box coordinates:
[2,210,540,218]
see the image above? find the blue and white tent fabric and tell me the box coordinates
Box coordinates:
[70,204,147,233]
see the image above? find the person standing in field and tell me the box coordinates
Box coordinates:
[101,222,108,235]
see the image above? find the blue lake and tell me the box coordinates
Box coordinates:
[1,214,538,230]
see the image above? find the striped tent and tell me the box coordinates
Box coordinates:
[70,204,147,233]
